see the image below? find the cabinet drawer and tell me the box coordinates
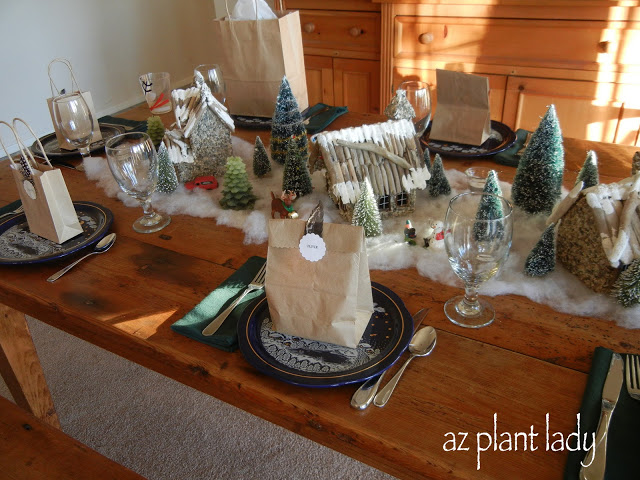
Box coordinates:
[395,17,640,70]
[299,11,380,59]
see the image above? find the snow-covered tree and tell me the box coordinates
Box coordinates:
[575,150,599,189]
[270,77,308,165]
[429,154,451,197]
[524,223,557,277]
[511,104,564,214]
[352,179,383,237]
[474,173,505,242]
[253,136,271,177]
[611,258,640,307]
[156,142,178,194]
[220,156,256,210]
[282,140,313,197]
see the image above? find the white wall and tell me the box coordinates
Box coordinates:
[0,0,219,153]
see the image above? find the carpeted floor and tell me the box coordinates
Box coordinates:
[0,316,394,480]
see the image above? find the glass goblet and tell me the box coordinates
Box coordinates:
[194,64,226,104]
[443,192,514,328]
[105,132,171,234]
[398,80,431,137]
[51,92,94,159]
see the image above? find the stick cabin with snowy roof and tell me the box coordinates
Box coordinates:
[311,119,430,221]
[552,173,640,293]
[164,75,235,183]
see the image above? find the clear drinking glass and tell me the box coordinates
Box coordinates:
[194,64,226,104]
[51,92,94,159]
[443,192,514,328]
[105,132,171,234]
[398,80,431,137]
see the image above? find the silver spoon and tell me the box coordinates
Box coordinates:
[47,233,116,282]
[351,308,429,410]
[373,326,437,407]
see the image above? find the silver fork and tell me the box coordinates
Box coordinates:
[626,354,640,401]
[0,204,24,219]
[201,262,266,336]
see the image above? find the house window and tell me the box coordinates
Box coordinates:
[396,192,409,206]
[378,195,391,210]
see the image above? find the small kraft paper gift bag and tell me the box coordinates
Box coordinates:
[265,203,373,348]
[210,0,308,117]
[46,58,102,150]
[429,69,492,146]
[0,119,83,244]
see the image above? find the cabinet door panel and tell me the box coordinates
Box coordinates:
[304,55,335,107]
[334,59,380,114]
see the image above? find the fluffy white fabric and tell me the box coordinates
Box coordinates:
[84,137,640,328]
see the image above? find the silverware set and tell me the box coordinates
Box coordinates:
[0,204,24,219]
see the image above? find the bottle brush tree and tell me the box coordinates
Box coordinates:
[352,179,383,237]
[474,170,505,241]
[575,150,599,189]
[282,140,313,197]
[270,76,308,165]
[253,136,271,177]
[611,258,640,307]
[156,142,178,194]
[220,156,257,210]
[429,154,451,197]
[524,223,557,277]
[511,104,564,215]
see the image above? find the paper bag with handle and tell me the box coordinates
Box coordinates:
[0,118,83,244]
[210,0,308,117]
[429,69,492,146]
[265,203,373,348]
[46,58,102,150]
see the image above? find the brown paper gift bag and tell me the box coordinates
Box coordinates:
[46,58,102,150]
[0,119,83,244]
[429,69,492,146]
[265,217,373,348]
[210,7,308,117]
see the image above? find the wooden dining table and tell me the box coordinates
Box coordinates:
[0,106,638,480]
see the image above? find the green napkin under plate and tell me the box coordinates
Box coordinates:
[97,115,148,133]
[564,346,640,479]
[171,256,266,352]
[304,103,348,134]
[0,199,22,217]
[493,128,530,167]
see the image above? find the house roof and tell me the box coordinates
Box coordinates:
[313,119,430,206]
[171,83,235,138]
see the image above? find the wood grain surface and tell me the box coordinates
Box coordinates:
[0,105,639,480]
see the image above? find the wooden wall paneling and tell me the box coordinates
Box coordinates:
[334,58,381,114]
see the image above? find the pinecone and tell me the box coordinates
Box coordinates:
[146,116,165,147]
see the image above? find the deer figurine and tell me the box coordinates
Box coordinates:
[271,190,299,219]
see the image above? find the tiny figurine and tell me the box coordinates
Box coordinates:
[185,175,218,191]
[422,221,435,248]
[429,220,445,249]
[271,190,299,219]
[404,219,417,245]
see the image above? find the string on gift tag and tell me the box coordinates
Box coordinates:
[300,201,326,262]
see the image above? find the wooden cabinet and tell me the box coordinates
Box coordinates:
[287,0,382,114]
[379,0,640,146]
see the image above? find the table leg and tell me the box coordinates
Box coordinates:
[0,304,60,428]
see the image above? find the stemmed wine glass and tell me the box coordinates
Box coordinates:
[443,192,514,328]
[194,64,226,104]
[51,92,94,160]
[105,132,171,234]
[398,80,431,138]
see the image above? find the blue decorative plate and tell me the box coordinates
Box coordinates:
[237,283,413,387]
[0,201,113,265]
[420,120,516,158]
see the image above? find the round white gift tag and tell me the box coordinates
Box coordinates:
[23,180,36,200]
[299,233,326,262]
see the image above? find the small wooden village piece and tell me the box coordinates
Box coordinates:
[311,118,430,222]
[270,190,298,219]
[554,173,640,294]
[163,72,234,183]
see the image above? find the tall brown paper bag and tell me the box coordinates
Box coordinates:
[265,218,373,348]
[429,69,492,146]
[210,10,308,117]
[0,119,83,244]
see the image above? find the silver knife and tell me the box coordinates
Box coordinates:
[579,353,624,480]
[350,308,429,410]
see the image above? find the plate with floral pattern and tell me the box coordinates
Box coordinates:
[237,283,413,387]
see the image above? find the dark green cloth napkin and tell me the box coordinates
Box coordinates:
[171,256,266,352]
[493,128,530,167]
[0,199,22,217]
[304,103,348,134]
[98,115,148,133]
[564,347,640,479]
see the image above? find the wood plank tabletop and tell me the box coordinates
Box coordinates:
[0,105,638,479]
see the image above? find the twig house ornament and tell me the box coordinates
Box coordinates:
[555,174,640,294]
[312,119,430,221]
[165,73,234,183]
